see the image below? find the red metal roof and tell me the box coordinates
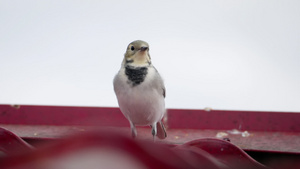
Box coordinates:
[0,104,300,168]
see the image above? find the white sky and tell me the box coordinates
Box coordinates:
[0,1,299,112]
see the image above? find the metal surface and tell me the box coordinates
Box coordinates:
[0,127,33,156]
[1,105,299,131]
[0,105,128,126]
[167,109,300,132]
[1,104,300,168]
[0,104,300,154]
[181,138,268,169]
[1,124,300,153]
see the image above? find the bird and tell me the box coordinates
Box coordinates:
[113,40,167,140]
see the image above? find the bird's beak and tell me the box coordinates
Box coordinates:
[140,47,148,51]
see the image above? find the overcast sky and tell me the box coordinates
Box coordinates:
[0,1,299,112]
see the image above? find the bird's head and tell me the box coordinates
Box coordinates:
[123,40,151,67]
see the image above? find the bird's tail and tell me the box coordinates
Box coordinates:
[156,121,167,139]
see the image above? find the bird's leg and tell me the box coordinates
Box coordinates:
[130,121,137,138]
[151,123,157,142]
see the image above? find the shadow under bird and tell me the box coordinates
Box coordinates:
[113,40,167,140]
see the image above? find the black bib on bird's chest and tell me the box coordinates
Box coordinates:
[125,65,148,86]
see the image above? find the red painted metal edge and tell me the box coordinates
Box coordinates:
[167,109,300,132]
[1,104,300,132]
[0,105,128,127]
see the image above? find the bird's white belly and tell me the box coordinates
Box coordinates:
[117,86,165,126]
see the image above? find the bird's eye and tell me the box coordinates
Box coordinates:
[130,46,135,51]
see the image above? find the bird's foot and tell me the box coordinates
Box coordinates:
[151,124,157,142]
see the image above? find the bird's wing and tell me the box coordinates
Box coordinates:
[153,66,166,98]
[162,86,166,98]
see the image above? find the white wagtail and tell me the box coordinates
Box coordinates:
[113,40,167,139]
